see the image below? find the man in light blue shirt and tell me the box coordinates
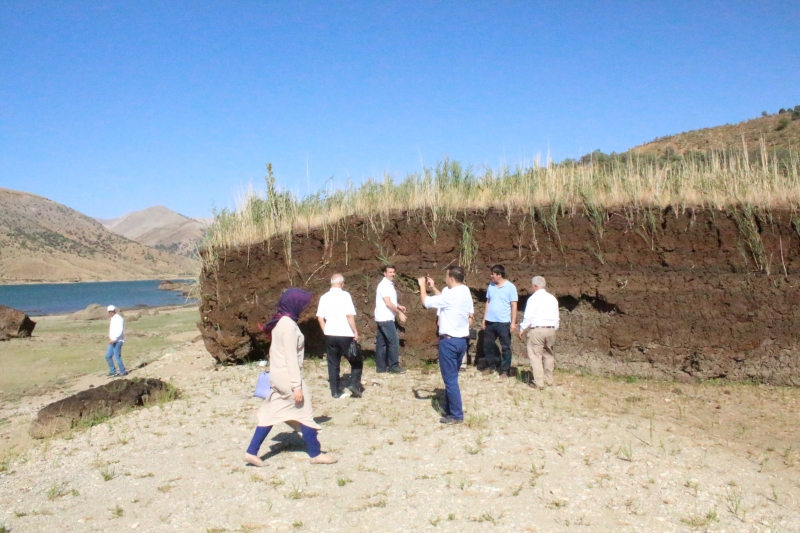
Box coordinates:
[481,264,518,378]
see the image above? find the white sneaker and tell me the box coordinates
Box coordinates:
[337,390,352,399]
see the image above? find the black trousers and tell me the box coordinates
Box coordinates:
[483,321,512,373]
[325,335,362,397]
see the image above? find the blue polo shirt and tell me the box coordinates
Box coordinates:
[485,281,518,323]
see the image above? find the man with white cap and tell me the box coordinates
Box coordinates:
[105,305,127,377]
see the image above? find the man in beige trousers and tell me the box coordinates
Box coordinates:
[518,276,560,389]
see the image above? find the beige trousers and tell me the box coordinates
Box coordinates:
[526,328,556,387]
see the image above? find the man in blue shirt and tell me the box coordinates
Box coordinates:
[481,264,518,378]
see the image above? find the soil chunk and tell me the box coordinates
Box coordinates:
[198,208,800,385]
[29,378,174,438]
[0,304,36,340]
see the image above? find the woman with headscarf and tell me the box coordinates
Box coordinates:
[244,288,337,466]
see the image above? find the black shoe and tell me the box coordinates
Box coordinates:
[439,416,463,425]
[376,369,388,374]
[388,367,406,374]
[106,372,118,377]
[348,385,363,398]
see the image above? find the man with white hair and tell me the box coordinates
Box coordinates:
[518,276,560,389]
[105,305,127,377]
[317,273,362,398]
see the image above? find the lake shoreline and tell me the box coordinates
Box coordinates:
[0,276,194,287]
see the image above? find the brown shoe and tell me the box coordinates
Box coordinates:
[499,372,510,379]
[481,368,496,376]
[244,453,264,467]
[309,453,338,465]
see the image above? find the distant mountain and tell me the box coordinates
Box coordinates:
[97,206,205,258]
[631,109,800,156]
[0,189,196,284]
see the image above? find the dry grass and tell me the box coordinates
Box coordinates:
[202,148,800,263]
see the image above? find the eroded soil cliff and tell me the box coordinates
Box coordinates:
[198,207,800,385]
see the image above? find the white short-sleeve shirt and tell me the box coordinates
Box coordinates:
[374,277,398,322]
[316,288,357,337]
[424,284,473,338]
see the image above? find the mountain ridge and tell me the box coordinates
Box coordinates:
[0,188,195,284]
[97,206,205,257]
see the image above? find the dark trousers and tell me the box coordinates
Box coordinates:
[325,335,361,397]
[484,321,512,372]
[439,337,466,420]
[375,321,400,372]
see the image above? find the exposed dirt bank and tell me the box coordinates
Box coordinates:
[198,207,800,385]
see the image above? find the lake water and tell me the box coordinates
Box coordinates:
[0,280,196,316]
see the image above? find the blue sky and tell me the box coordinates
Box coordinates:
[1,1,798,219]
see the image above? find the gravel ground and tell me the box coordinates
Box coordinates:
[2,339,799,533]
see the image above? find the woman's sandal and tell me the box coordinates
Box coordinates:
[309,453,338,465]
[243,453,265,467]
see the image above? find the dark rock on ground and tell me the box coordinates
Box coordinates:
[158,280,195,296]
[0,305,36,340]
[29,378,175,439]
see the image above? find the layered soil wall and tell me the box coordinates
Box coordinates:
[198,208,800,385]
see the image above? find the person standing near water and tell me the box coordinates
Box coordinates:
[105,305,127,377]
[245,288,337,467]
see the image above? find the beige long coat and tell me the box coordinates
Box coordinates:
[256,316,320,429]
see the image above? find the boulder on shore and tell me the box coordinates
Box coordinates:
[69,303,109,321]
[29,378,175,439]
[0,305,36,340]
[158,280,195,296]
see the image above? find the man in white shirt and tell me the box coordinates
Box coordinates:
[374,264,407,374]
[317,274,362,398]
[105,305,127,377]
[418,266,474,424]
[518,276,560,389]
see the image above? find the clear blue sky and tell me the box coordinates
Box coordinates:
[1,1,798,219]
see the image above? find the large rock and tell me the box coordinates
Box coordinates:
[0,305,36,341]
[29,378,175,439]
[158,280,195,296]
[68,303,109,321]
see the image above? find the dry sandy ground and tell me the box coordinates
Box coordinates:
[2,337,800,532]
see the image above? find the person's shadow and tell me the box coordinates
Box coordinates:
[413,387,447,416]
[256,417,333,461]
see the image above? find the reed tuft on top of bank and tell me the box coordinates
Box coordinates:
[203,144,800,255]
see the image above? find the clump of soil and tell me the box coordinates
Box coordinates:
[29,378,175,438]
[68,303,109,321]
[198,207,800,385]
[0,304,36,340]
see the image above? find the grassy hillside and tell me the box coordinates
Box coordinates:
[631,107,800,157]
[0,189,196,283]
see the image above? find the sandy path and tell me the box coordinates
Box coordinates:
[1,340,799,532]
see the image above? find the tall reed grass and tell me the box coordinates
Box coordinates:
[202,147,800,258]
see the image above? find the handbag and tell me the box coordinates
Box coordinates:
[346,340,363,363]
[253,372,271,399]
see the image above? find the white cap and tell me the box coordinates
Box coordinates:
[107,305,116,312]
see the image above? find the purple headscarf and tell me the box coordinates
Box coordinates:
[258,288,313,339]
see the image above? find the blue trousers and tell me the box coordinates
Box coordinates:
[375,321,400,371]
[246,424,321,458]
[105,341,126,374]
[439,337,466,420]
